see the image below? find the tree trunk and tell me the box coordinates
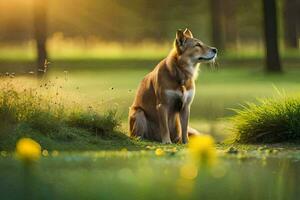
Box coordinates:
[283,0,299,49]
[223,0,238,49]
[210,0,225,51]
[262,0,282,73]
[33,0,48,77]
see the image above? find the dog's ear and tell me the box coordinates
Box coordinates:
[175,29,187,54]
[184,28,193,38]
[176,29,186,46]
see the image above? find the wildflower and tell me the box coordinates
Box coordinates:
[42,149,49,157]
[16,138,41,163]
[188,135,217,166]
[155,148,165,156]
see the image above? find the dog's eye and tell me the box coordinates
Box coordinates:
[195,43,201,48]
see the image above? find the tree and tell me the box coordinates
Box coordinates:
[262,0,281,73]
[210,0,225,51]
[223,0,238,49]
[283,0,299,49]
[33,0,48,77]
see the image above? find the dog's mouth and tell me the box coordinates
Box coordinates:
[198,50,217,62]
[198,54,217,62]
[198,56,215,61]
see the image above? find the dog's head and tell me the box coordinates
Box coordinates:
[174,28,217,65]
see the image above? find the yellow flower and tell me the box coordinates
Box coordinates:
[42,149,49,157]
[155,148,165,156]
[188,135,217,166]
[16,138,41,162]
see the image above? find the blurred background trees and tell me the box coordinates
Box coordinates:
[210,0,225,51]
[33,0,48,76]
[283,0,299,49]
[262,0,281,72]
[0,0,298,72]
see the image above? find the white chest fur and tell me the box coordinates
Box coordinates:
[165,89,195,107]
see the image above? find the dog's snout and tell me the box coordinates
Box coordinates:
[211,48,217,54]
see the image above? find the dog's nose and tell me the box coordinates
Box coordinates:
[211,48,218,54]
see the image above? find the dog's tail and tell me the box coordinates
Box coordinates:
[188,126,203,137]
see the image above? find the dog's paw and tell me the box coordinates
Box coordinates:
[162,138,172,144]
[182,138,189,144]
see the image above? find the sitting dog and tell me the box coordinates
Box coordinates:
[129,28,217,144]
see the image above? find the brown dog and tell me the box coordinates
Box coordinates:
[129,28,217,144]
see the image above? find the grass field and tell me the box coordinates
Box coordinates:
[1,55,300,199]
[1,57,300,141]
[46,59,300,140]
[2,59,300,140]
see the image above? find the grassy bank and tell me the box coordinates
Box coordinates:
[0,78,138,151]
[230,96,300,143]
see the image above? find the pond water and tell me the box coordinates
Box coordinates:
[0,150,299,200]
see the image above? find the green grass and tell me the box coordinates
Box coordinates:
[44,63,300,143]
[230,96,300,143]
[46,63,300,121]
[0,78,137,151]
[1,58,300,199]
[1,59,300,142]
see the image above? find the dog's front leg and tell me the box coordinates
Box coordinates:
[157,103,172,144]
[180,106,190,144]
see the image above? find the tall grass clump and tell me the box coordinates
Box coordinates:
[0,76,121,149]
[230,96,300,143]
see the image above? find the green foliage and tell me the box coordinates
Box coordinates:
[67,110,119,138]
[230,96,300,143]
[2,65,300,147]
[0,78,125,150]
